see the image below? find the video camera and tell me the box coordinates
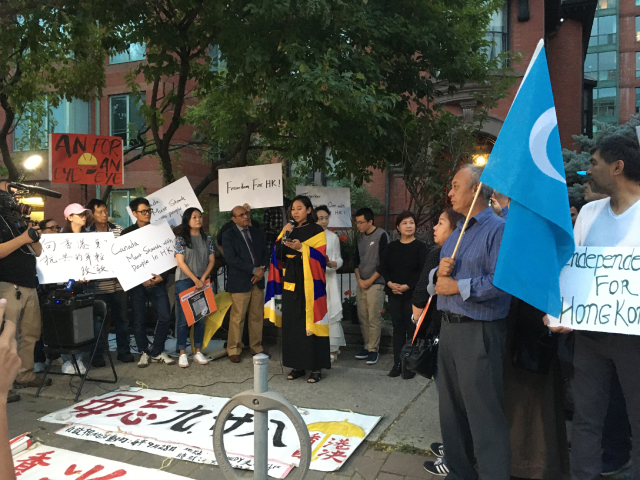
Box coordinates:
[0,181,61,243]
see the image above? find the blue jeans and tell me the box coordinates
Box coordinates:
[176,279,205,351]
[130,283,172,357]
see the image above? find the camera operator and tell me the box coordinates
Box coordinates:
[0,180,51,398]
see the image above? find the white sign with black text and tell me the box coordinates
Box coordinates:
[295,186,351,228]
[218,163,283,212]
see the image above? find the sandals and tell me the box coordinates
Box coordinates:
[307,372,322,384]
[287,369,306,380]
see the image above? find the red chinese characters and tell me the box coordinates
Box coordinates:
[73,394,144,418]
[14,451,54,476]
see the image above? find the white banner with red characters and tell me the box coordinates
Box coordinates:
[13,443,189,480]
[39,389,381,478]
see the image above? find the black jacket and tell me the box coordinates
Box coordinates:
[222,225,270,293]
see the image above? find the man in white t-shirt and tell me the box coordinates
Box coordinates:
[547,134,640,480]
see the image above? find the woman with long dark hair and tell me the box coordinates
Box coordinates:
[174,207,215,368]
[62,203,89,233]
[265,195,330,383]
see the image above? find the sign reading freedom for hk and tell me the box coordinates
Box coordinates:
[49,133,124,185]
[218,163,283,212]
[548,247,640,335]
[296,186,351,228]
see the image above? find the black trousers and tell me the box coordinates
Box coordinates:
[571,332,640,480]
[387,295,414,364]
[437,318,510,480]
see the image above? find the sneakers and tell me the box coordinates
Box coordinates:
[14,377,52,389]
[388,362,402,377]
[355,349,369,359]
[62,360,86,375]
[33,362,46,373]
[602,459,632,476]
[151,352,177,365]
[7,390,20,403]
[366,352,379,365]
[193,352,209,365]
[117,352,135,363]
[178,354,189,368]
[137,352,150,368]
[423,457,449,476]
[430,442,444,458]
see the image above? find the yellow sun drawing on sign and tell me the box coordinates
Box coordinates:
[77,153,98,166]
[307,419,365,461]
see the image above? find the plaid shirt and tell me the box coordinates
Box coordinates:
[263,206,286,236]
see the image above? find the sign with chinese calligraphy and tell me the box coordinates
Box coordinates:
[49,133,124,185]
[40,389,381,477]
[179,279,217,326]
[126,177,202,227]
[218,163,284,212]
[36,233,116,284]
[295,186,352,228]
[547,247,640,335]
[13,443,190,480]
[111,222,177,291]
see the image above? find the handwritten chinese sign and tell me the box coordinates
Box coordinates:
[40,389,381,477]
[36,233,116,284]
[13,444,189,480]
[218,163,283,212]
[295,186,352,228]
[547,247,640,335]
[49,133,124,185]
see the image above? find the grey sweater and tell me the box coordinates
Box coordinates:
[354,227,389,284]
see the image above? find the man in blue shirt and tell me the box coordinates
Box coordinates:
[426,164,511,480]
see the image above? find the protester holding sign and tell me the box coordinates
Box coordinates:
[315,206,346,362]
[122,198,176,368]
[546,135,640,480]
[175,208,215,368]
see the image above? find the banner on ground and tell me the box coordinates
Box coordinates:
[547,247,640,335]
[295,186,351,228]
[49,133,124,185]
[37,233,117,284]
[179,279,218,326]
[40,389,381,478]
[111,222,176,291]
[13,443,189,480]
[126,177,203,227]
[218,163,283,212]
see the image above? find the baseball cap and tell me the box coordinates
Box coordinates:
[64,203,90,219]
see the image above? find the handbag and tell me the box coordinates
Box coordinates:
[401,297,439,379]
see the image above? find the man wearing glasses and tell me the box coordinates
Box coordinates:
[39,219,60,234]
[122,197,176,368]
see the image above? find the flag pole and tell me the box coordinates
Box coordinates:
[451,182,483,261]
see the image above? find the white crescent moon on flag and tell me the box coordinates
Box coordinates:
[529,107,566,184]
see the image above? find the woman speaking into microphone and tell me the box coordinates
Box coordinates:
[265,195,330,384]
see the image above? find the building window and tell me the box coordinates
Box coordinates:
[593,87,617,117]
[483,2,508,63]
[109,188,145,228]
[637,16,640,41]
[13,98,90,151]
[636,0,640,6]
[598,0,616,9]
[109,93,146,147]
[636,88,640,114]
[636,53,640,78]
[589,15,617,47]
[109,43,146,65]
[584,51,617,81]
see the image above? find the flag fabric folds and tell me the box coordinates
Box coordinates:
[264,228,329,336]
[480,39,575,316]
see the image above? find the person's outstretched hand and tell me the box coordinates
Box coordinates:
[0,299,21,400]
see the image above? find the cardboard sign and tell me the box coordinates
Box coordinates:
[126,177,202,227]
[179,279,217,326]
[218,163,283,212]
[111,222,177,291]
[547,246,640,335]
[295,186,352,228]
[36,233,117,284]
[49,133,124,185]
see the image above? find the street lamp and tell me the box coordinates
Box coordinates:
[24,154,43,171]
[473,155,487,167]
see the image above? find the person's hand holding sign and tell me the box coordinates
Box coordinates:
[543,314,572,334]
[143,273,163,287]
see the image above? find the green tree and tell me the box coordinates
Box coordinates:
[0,1,106,180]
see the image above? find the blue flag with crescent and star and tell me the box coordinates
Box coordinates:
[480,40,574,316]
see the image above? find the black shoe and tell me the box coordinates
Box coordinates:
[14,377,52,389]
[402,369,416,379]
[430,442,444,458]
[424,458,449,476]
[355,349,369,359]
[602,459,631,476]
[7,390,20,403]
[388,362,402,377]
[91,355,106,368]
[117,352,135,363]
[365,352,379,365]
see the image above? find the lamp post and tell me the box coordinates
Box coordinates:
[24,154,43,171]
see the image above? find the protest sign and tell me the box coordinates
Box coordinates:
[219,163,283,211]
[111,222,176,291]
[41,389,381,477]
[179,279,217,326]
[295,186,351,228]
[13,444,190,480]
[126,177,203,227]
[49,133,124,185]
[547,246,640,335]
[36,233,116,284]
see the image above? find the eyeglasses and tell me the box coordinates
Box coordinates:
[356,221,369,225]
[234,212,249,218]
[135,209,152,215]
[44,225,59,231]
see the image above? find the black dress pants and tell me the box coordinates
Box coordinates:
[387,295,414,364]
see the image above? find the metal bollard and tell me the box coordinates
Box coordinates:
[213,353,312,480]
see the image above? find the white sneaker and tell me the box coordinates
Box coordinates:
[137,352,150,368]
[33,362,46,373]
[151,352,177,365]
[178,354,189,368]
[61,360,86,375]
[193,352,209,365]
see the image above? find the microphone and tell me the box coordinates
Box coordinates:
[8,182,62,198]
[282,219,295,242]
